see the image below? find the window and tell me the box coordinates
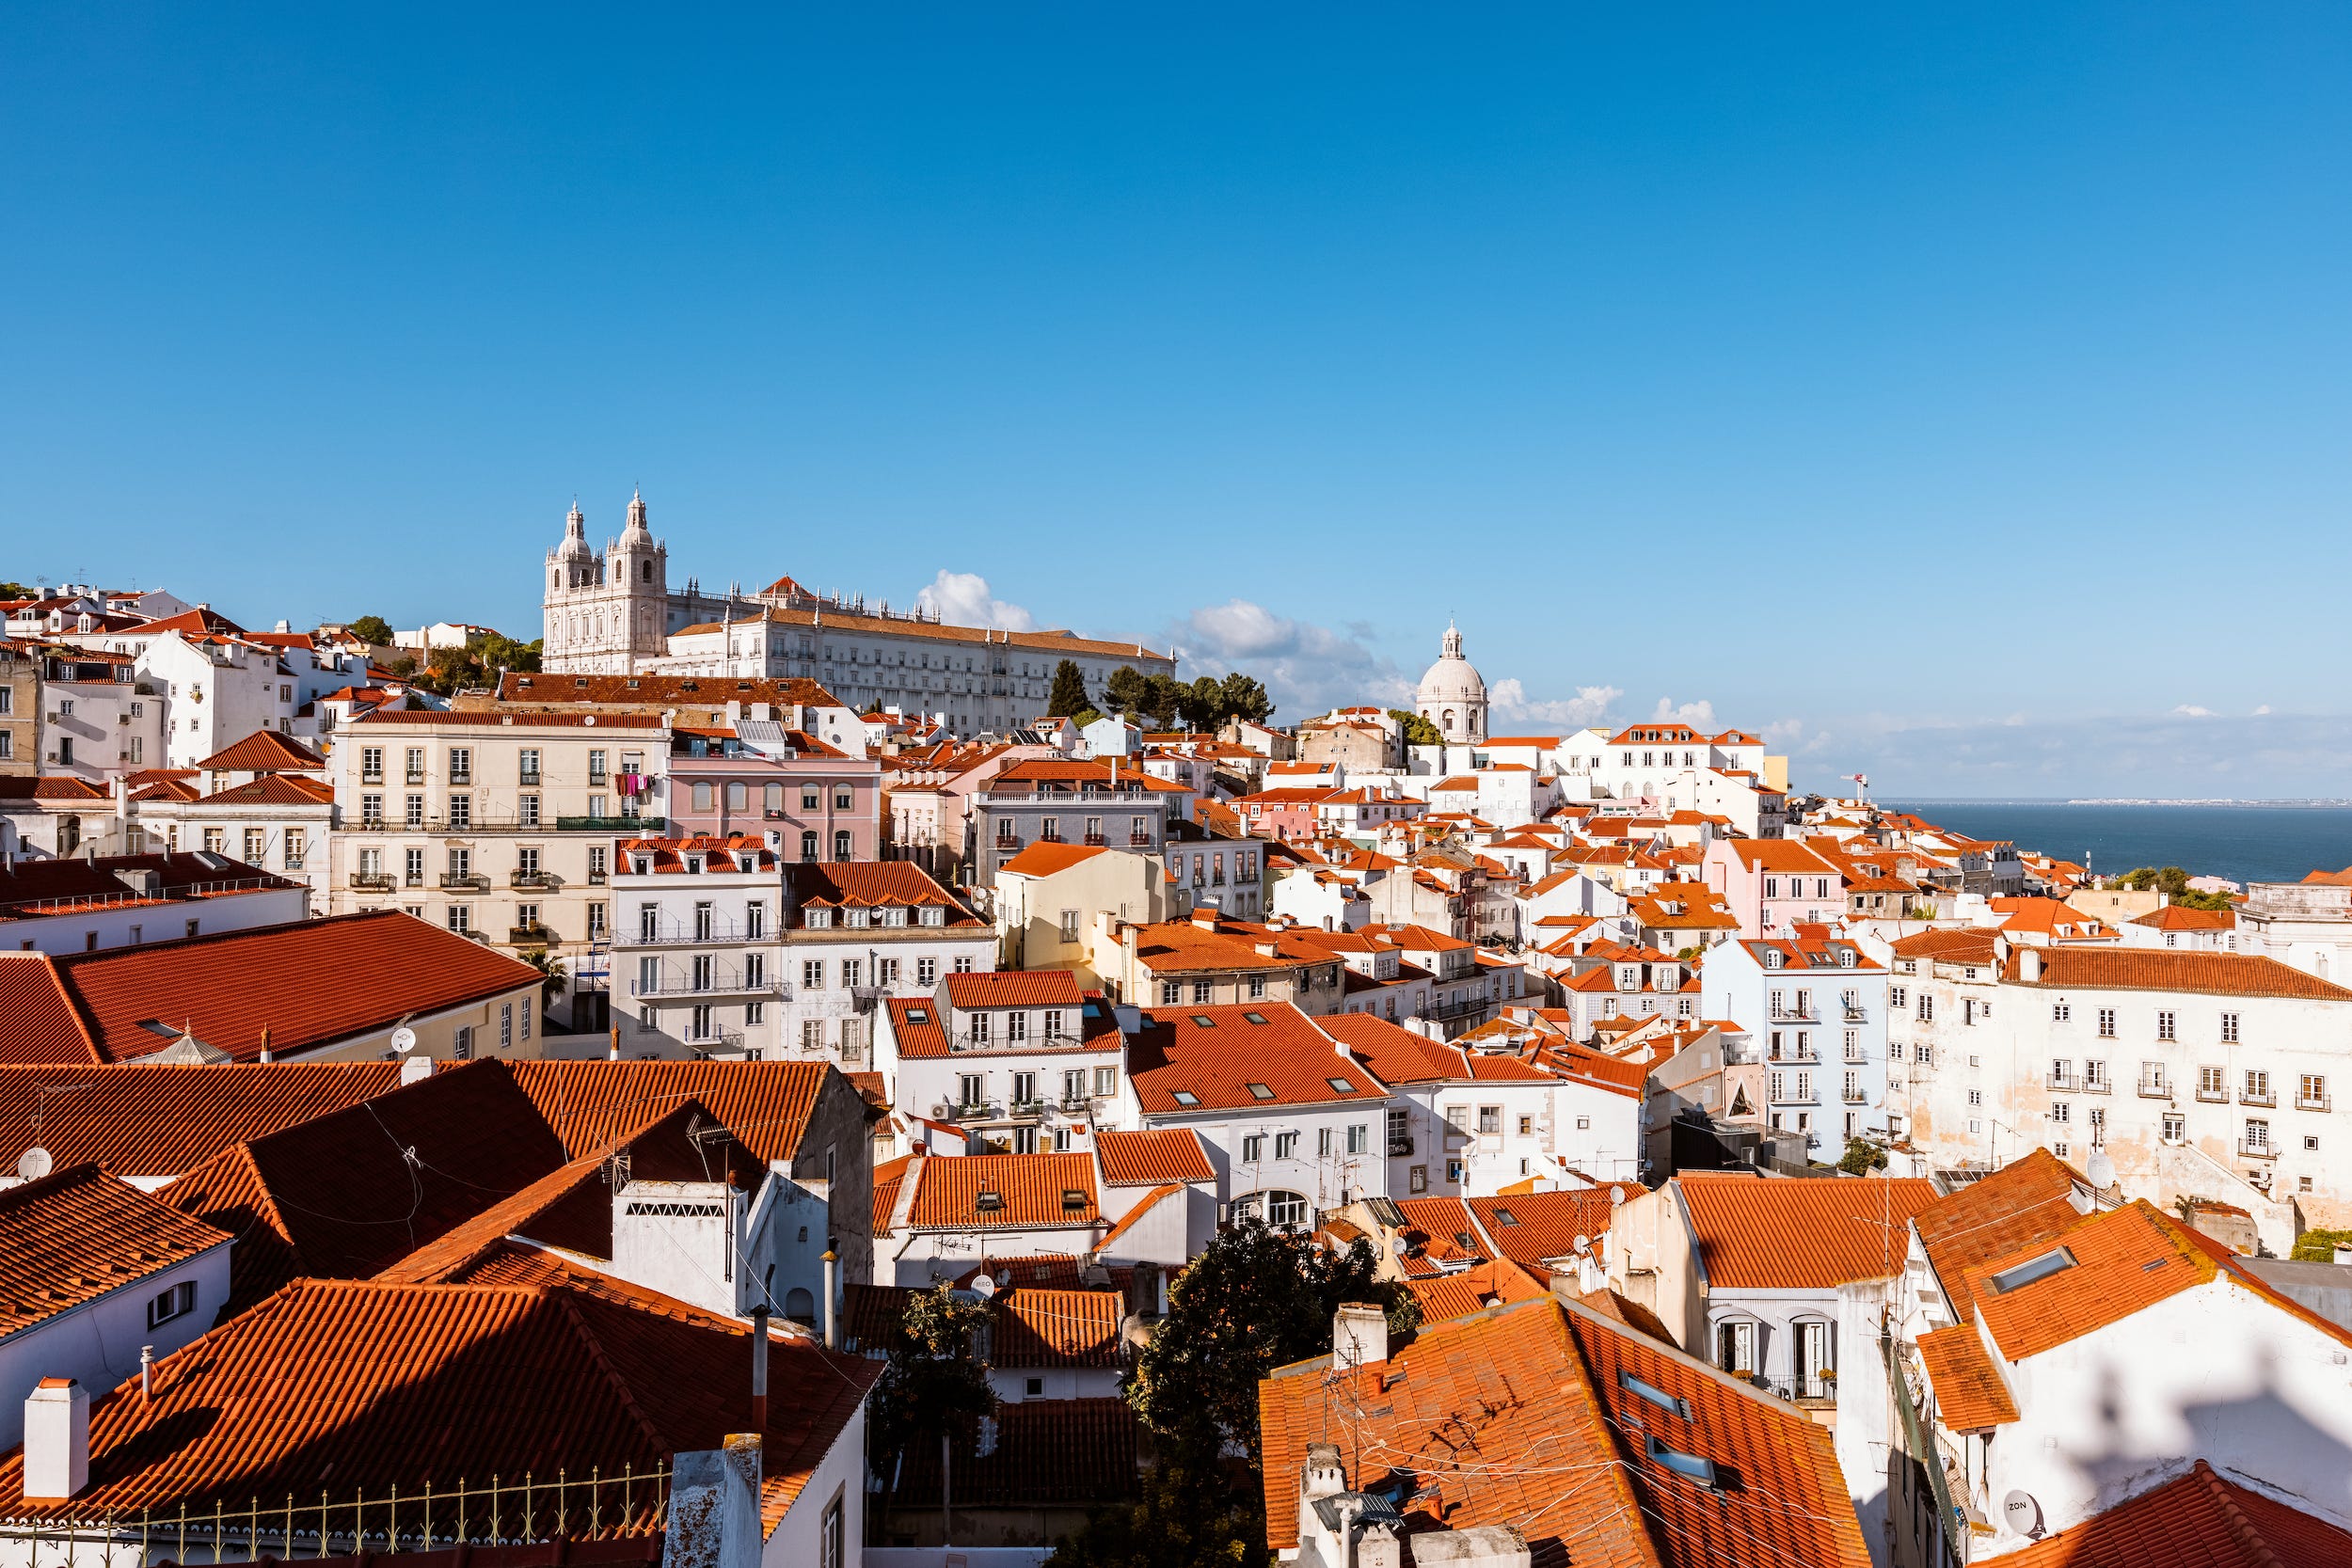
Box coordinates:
[453,1024,474,1060]
[1058,908,1080,942]
[1276,1132,1298,1159]
[282,828,304,868]
[1715,1319,1756,1374]
[1986,1247,2075,1295]
[1094,1065,1119,1096]
[958,1072,985,1106]
[1248,974,1267,1001]
[2247,1069,2271,1101]
[446,905,470,934]
[917,958,938,986]
[1347,1123,1367,1154]
[1916,994,1932,1022]
[834,830,852,861]
[146,1280,197,1329]
[448,794,471,829]
[2302,1073,2328,1108]
[2088,1106,2106,1145]
[448,747,471,784]
[2157,1010,2176,1041]
[803,959,825,989]
[2050,1102,2070,1124]
[969,1011,990,1045]
[2221,1011,2240,1044]
[405,847,425,887]
[500,1003,514,1050]
[1265,1191,1308,1227]
[1889,986,1906,1009]
[800,831,818,862]
[2163,1112,2185,1142]
[1011,1070,1037,1105]
[2246,1118,2270,1152]
[2097,1007,2116,1037]
[1242,1134,1264,1162]
[1477,1106,1502,1134]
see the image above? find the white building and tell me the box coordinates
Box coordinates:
[1699,929,1891,1157]
[875,970,1125,1155]
[538,492,1176,735]
[1413,622,1487,745]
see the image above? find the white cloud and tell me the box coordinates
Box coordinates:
[2171,705,2215,718]
[913,570,1037,632]
[1490,677,1623,729]
[2254,705,2273,717]
[1168,599,1410,721]
[1651,697,1716,727]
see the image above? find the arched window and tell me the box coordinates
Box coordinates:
[726,782,748,812]
[764,783,783,813]
[834,830,853,862]
[642,560,654,583]
[783,1287,816,1326]
[691,783,714,812]
[1442,708,1455,730]
[800,831,819,862]
[1469,711,1481,736]
[1264,1190,1309,1228]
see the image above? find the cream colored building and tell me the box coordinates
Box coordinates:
[993,842,1167,986]
[329,709,673,1030]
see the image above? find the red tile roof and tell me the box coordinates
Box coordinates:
[0,1164,232,1336]
[784,860,977,920]
[191,729,326,772]
[993,1288,1123,1369]
[1912,1149,2089,1324]
[1259,1295,1869,1567]
[1470,1189,1629,1270]
[2009,946,2352,1000]
[893,1398,1137,1510]
[1965,1200,2225,1360]
[872,1154,912,1235]
[2131,903,2237,931]
[1126,1004,1383,1114]
[995,842,1112,878]
[1406,1257,1552,1323]
[496,672,848,710]
[905,1151,1100,1230]
[0,1276,878,1527]
[948,1254,1136,1294]
[2000,1459,2352,1568]
[1093,1128,1216,1186]
[1889,927,2002,963]
[1915,1323,2018,1431]
[0,912,542,1065]
[944,969,1088,1009]
[1677,1173,1937,1290]
[0,1062,405,1178]
[505,1059,833,1164]
[1319,1011,1551,1085]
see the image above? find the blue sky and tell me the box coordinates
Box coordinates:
[3,6,2347,797]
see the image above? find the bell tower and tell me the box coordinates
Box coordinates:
[606,487,670,669]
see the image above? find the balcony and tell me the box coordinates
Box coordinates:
[361,770,385,785]
[555,815,658,832]
[1769,1007,1819,1024]
[349,870,395,891]
[1843,1088,1868,1104]
[2137,1076,2169,1099]
[2240,1088,2278,1108]
[1083,833,1106,847]
[511,870,565,891]
[1388,1136,1414,1157]
[619,924,761,947]
[1754,1372,1837,1403]
[1844,1049,1869,1065]
[449,773,474,788]
[439,873,489,893]
[509,923,557,948]
[953,1101,1000,1122]
[629,974,787,999]
[1768,1049,1820,1065]
[2240,1139,2278,1161]
[1008,1099,1048,1117]
[2300,1093,2332,1113]
[1129,832,1153,847]
[405,770,426,784]
[588,870,608,885]
[2045,1070,2078,1092]
[2080,1074,2112,1095]
[1843,1006,1867,1022]
[2196,1084,2230,1103]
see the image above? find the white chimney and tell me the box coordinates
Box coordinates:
[1333,1302,1388,1369]
[2335,1243,2352,1268]
[2020,947,2042,983]
[23,1379,88,1501]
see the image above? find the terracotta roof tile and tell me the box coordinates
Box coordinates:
[1965,1200,2221,1360]
[505,1059,832,1164]
[906,1151,1099,1230]
[783,861,977,920]
[0,912,542,1065]
[0,1276,877,1527]
[1093,1128,1216,1186]
[0,1062,405,1178]
[1915,1323,2018,1430]
[993,1288,1123,1369]
[995,842,1113,878]
[2000,1459,2352,1567]
[1677,1173,1936,1290]
[944,970,1088,1009]
[1470,1189,1629,1270]
[1406,1257,1552,1323]
[2010,946,2352,1000]
[1126,1004,1382,1114]
[883,997,950,1060]
[894,1398,1137,1510]
[190,729,326,772]
[1912,1149,2088,1324]
[0,1164,232,1336]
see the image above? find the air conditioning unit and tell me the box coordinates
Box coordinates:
[931,1102,954,1120]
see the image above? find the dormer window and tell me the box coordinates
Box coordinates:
[974,1190,1005,1213]
[1060,1189,1088,1211]
[1838,949,1855,968]
[1987,1246,2077,1295]
[633,858,652,876]
[805,907,833,928]
[920,906,945,927]
[1764,950,1783,970]
[884,905,908,927]
[685,855,703,874]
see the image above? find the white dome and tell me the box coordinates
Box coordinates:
[1415,621,1488,743]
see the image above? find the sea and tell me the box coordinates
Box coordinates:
[1882,802,2352,890]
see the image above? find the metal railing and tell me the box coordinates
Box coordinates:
[2299,1093,2332,1113]
[2138,1075,2169,1098]
[0,1463,672,1564]
[2241,1086,2278,1107]
[511,870,565,890]
[439,873,490,892]
[2196,1083,2230,1102]
[349,871,395,891]
[628,973,786,999]
[2240,1138,2277,1160]
[2045,1069,2077,1091]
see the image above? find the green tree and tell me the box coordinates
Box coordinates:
[1388,708,1442,746]
[1140,673,1184,730]
[2292,1227,2352,1263]
[347,614,394,644]
[1071,707,1104,731]
[868,1286,997,1533]
[1217,672,1274,724]
[1104,665,1151,718]
[1179,675,1227,730]
[1045,1453,1267,1568]
[0,582,35,600]
[1126,1216,1416,1472]
[2115,865,2234,911]
[1048,658,1091,718]
[1838,1137,1888,1175]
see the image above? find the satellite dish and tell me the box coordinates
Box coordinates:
[17,1147,53,1180]
[971,1272,997,1299]
[2085,1148,2115,1188]
[2003,1490,2042,1537]
[390,1026,419,1055]
[1571,1233,1590,1254]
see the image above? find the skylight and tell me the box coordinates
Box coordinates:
[1327,1076,1356,1094]
[1244,1011,1269,1024]
[975,1191,1005,1212]
[1619,1370,1690,1420]
[1193,1015,1216,1028]
[1247,1083,1276,1100]
[1172,1090,1200,1106]
[1492,1208,1518,1226]
[1061,1189,1089,1210]
[907,1008,930,1024]
[1987,1246,2077,1295]
[1645,1434,1718,1487]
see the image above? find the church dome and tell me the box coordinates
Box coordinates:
[1415,621,1488,743]
[555,500,593,562]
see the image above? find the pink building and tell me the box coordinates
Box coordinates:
[663,727,883,863]
[1235,786,1336,846]
[1702,837,1844,939]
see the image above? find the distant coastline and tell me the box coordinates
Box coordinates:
[1879,801,2352,889]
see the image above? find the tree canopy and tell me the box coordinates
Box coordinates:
[1098,666,1274,731]
[1048,658,1092,718]
[396,631,543,695]
[1125,1216,1415,1471]
[1388,707,1442,746]
[867,1286,997,1531]
[347,614,394,645]
[2114,865,2236,911]
[2292,1227,2352,1263]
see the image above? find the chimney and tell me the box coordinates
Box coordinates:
[2336,1243,2352,1268]
[748,1305,770,1430]
[660,1433,763,1568]
[1333,1302,1388,1369]
[2020,947,2042,983]
[1301,1441,1346,1503]
[399,1054,433,1086]
[821,1251,839,1349]
[23,1379,88,1501]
